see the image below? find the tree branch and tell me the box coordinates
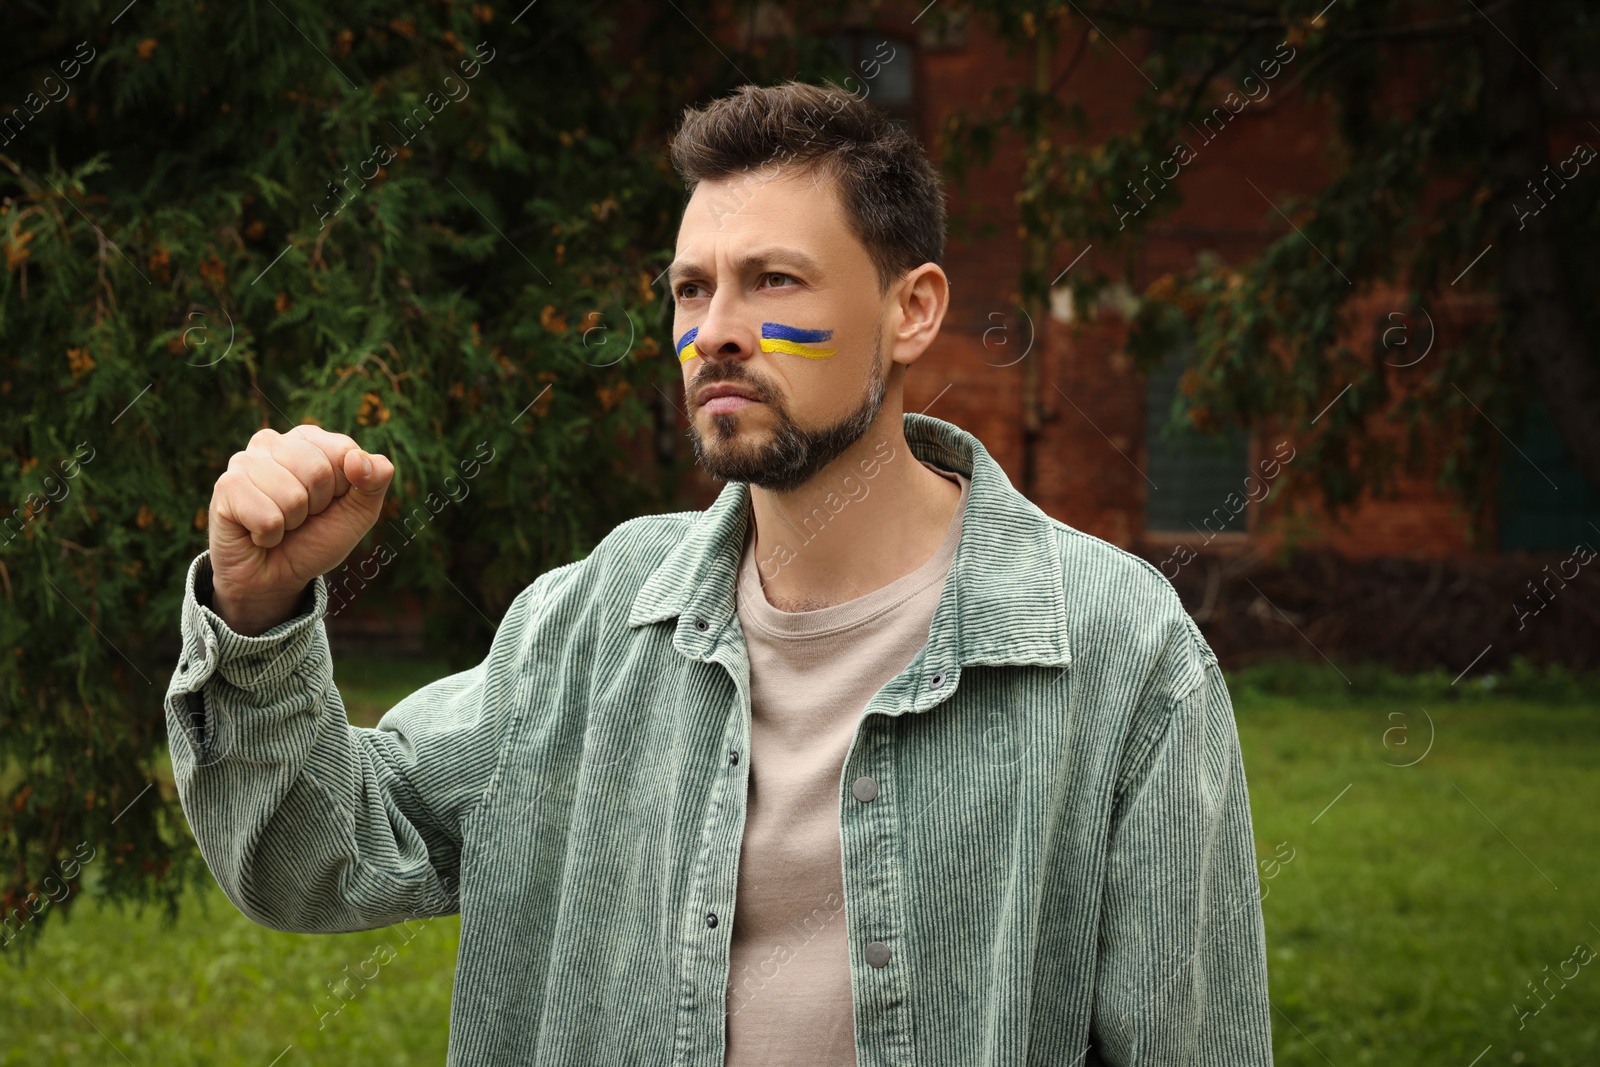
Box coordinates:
[1175,33,1258,129]
[1047,24,1095,97]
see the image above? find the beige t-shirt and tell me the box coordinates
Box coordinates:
[724,460,971,1066]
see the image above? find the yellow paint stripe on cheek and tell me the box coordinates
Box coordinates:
[759,337,837,359]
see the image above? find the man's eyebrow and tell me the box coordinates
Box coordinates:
[666,247,825,287]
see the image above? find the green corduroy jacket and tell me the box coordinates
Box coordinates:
[164,411,1274,1066]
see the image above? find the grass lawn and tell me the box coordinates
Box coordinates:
[4,657,1598,1064]
[1235,663,1600,1066]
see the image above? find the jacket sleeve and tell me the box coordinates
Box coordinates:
[163,550,562,934]
[1087,614,1274,1065]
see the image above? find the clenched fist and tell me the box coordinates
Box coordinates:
[207,424,395,636]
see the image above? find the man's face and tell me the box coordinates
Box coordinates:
[669,164,890,493]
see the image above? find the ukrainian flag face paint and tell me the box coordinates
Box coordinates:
[676,327,700,363]
[758,322,836,359]
[677,321,837,363]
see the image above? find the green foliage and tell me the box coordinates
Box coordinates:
[0,0,865,947]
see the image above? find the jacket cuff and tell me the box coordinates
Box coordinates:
[171,551,325,697]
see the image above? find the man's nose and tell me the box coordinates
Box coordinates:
[681,302,754,363]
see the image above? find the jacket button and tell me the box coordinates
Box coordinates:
[693,618,709,631]
[851,775,878,802]
[706,911,719,928]
[929,670,946,689]
[728,749,740,766]
[865,941,891,968]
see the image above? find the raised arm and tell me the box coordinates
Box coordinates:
[163,423,539,933]
[163,554,557,933]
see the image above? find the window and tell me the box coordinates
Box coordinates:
[830,31,915,128]
[1143,346,1251,536]
[1496,394,1600,552]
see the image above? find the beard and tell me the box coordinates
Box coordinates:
[687,331,888,494]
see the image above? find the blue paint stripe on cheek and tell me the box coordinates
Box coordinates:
[761,322,834,344]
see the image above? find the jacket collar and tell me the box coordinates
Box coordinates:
[627,412,1072,675]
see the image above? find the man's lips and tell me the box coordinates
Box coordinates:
[696,383,765,414]
[703,395,762,414]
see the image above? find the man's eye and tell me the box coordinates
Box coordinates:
[761,272,795,288]
[676,283,703,300]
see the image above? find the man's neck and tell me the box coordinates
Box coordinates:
[746,417,963,612]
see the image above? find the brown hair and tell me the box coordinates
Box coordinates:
[667,79,946,296]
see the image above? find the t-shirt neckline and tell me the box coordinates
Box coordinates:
[736,461,969,640]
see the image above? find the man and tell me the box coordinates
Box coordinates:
[166,80,1273,1065]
